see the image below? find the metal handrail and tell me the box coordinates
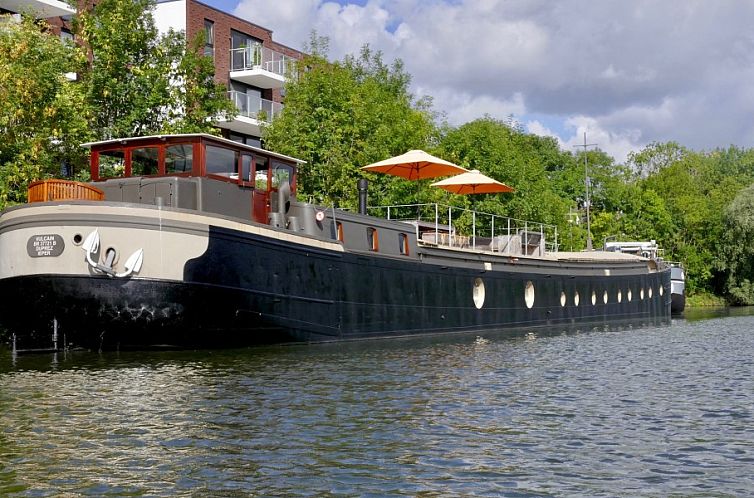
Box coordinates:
[229,45,297,78]
[368,203,559,254]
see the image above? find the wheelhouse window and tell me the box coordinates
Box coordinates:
[98,150,125,178]
[131,147,159,176]
[255,156,269,190]
[165,144,193,174]
[271,160,293,190]
[205,145,238,179]
[240,154,253,184]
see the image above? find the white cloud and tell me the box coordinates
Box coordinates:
[230,0,754,162]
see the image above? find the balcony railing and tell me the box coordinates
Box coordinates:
[228,91,283,122]
[229,45,297,79]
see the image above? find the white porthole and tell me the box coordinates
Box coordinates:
[525,281,535,309]
[560,291,567,307]
[473,278,486,309]
[659,285,664,296]
[649,287,654,299]
[591,291,597,306]
[640,288,645,300]
[627,289,632,302]
[603,290,608,304]
[617,290,623,303]
[574,291,580,306]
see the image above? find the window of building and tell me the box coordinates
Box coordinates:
[231,30,262,70]
[367,228,379,251]
[204,20,214,58]
[131,147,160,176]
[165,144,193,174]
[60,29,73,45]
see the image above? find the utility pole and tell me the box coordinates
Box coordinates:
[573,132,597,250]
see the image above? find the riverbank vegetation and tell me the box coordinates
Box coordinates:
[3,6,754,305]
[267,40,754,304]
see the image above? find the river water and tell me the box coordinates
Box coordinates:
[1,310,752,497]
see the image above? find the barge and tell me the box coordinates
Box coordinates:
[0,134,672,350]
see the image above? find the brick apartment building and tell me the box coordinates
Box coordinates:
[0,0,75,37]
[154,0,303,148]
[2,0,303,148]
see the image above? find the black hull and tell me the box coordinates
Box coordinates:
[1,224,672,351]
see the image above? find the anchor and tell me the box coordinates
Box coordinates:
[81,229,144,278]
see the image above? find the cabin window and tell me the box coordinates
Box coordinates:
[165,144,193,174]
[525,281,535,309]
[99,149,125,178]
[255,156,269,190]
[574,291,580,306]
[399,233,409,255]
[271,161,294,190]
[560,291,566,307]
[131,147,160,176]
[473,278,485,309]
[367,227,379,251]
[241,154,253,184]
[205,145,239,179]
[331,221,344,242]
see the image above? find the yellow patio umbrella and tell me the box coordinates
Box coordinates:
[361,150,467,180]
[430,170,515,194]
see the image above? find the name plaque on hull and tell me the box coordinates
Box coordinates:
[27,234,65,257]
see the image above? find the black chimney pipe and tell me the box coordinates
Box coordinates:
[357,178,368,215]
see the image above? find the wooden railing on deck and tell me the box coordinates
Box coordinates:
[27,179,104,203]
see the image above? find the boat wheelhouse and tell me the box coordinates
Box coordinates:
[0,135,672,352]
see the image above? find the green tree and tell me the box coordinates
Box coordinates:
[0,15,90,208]
[76,0,234,139]
[263,41,437,209]
[720,184,754,304]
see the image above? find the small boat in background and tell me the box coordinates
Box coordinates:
[603,240,685,313]
[669,263,686,313]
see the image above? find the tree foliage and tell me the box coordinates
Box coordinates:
[0,16,90,208]
[264,42,437,209]
[76,0,234,139]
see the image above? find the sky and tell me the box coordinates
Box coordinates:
[204,0,754,163]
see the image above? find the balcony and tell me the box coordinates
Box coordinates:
[216,90,283,137]
[229,45,296,89]
[0,0,75,17]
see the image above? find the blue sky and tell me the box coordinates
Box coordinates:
[202,0,754,163]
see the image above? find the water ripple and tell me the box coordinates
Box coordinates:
[1,314,753,496]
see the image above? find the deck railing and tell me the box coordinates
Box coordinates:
[27,179,104,203]
[369,203,559,255]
